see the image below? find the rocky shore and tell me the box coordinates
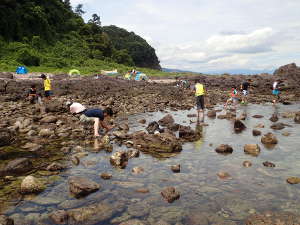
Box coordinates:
[0,63,300,224]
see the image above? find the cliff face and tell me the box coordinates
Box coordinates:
[274,63,300,78]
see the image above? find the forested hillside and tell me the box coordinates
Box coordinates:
[0,0,161,71]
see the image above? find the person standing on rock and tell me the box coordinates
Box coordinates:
[68,102,114,137]
[240,79,251,104]
[193,80,206,122]
[40,74,52,101]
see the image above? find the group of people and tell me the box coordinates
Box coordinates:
[27,74,53,104]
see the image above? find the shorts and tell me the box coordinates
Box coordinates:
[196,95,205,110]
[229,97,239,104]
[272,90,280,96]
[79,114,96,123]
[242,90,248,96]
[45,90,53,97]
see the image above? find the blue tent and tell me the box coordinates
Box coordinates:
[16,66,28,74]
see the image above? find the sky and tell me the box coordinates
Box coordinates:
[70,0,300,73]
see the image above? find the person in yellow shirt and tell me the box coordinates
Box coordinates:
[193,79,206,122]
[40,74,53,100]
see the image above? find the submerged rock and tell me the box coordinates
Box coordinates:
[0,158,33,177]
[243,161,252,167]
[287,177,300,184]
[110,151,128,169]
[245,211,300,225]
[215,144,233,154]
[161,187,180,203]
[119,219,146,225]
[20,176,45,194]
[68,176,100,198]
[49,210,69,225]
[46,162,65,171]
[244,144,261,156]
[261,133,278,145]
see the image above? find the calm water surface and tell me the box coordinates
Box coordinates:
[5,103,300,225]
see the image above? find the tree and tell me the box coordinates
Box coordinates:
[89,14,101,27]
[75,4,85,16]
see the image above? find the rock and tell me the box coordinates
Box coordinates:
[136,188,150,194]
[118,123,129,132]
[22,143,42,152]
[244,144,261,156]
[71,155,80,166]
[207,110,216,118]
[161,187,180,203]
[252,129,261,136]
[138,119,146,124]
[215,144,233,154]
[187,114,197,118]
[270,123,285,130]
[295,112,300,124]
[127,149,140,158]
[132,167,144,174]
[171,164,180,173]
[49,210,69,225]
[217,172,231,179]
[40,116,58,123]
[68,176,100,198]
[119,219,146,225]
[179,125,200,141]
[113,131,128,139]
[245,211,300,225]
[261,133,278,145]
[45,101,65,113]
[282,132,290,136]
[100,173,112,180]
[146,121,161,134]
[185,212,209,225]
[0,129,13,147]
[20,176,45,194]
[263,161,275,167]
[286,177,300,184]
[0,215,14,225]
[110,151,128,169]
[39,128,54,137]
[252,115,264,118]
[0,158,33,177]
[73,145,84,152]
[46,162,65,171]
[269,114,279,122]
[158,114,175,126]
[243,161,252,167]
[234,120,246,132]
[168,123,180,132]
[255,123,265,128]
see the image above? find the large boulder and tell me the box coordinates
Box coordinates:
[158,114,175,126]
[0,158,33,177]
[110,151,129,169]
[261,133,278,145]
[68,176,100,198]
[20,175,45,194]
[244,144,261,156]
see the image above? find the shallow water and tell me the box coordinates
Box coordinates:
[4,103,300,225]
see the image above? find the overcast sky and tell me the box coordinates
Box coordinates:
[70,0,300,73]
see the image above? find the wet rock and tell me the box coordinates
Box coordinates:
[261,133,278,145]
[282,132,290,136]
[263,161,275,167]
[161,187,180,203]
[207,110,217,118]
[136,188,150,194]
[113,131,128,139]
[0,215,14,225]
[39,128,54,137]
[127,202,150,217]
[0,129,13,147]
[22,143,42,152]
[118,123,129,132]
[187,114,197,118]
[73,145,84,152]
[287,177,300,184]
[0,158,33,177]
[100,173,112,180]
[68,176,100,198]
[146,121,161,134]
[20,176,45,194]
[243,161,252,167]
[215,144,233,154]
[234,120,246,132]
[71,155,80,166]
[245,211,300,225]
[179,125,200,141]
[45,101,65,113]
[171,164,181,173]
[244,144,261,156]
[49,210,69,225]
[185,212,209,225]
[269,114,279,122]
[127,149,140,158]
[217,172,231,179]
[255,123,265,128]
[132,167,144,174]
[46,162,65,171]
[158,114,175,126]
[119,219,146,225]
[252,129,261,136]
[270,123,285,130]
[40,115,58,123]
[110,151,128,169]
[252,115,264,118]
[295,112,300,124]
[168,123,180,132]
[138,119,146,124]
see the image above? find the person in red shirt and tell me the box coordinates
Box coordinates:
[224,86,239,109]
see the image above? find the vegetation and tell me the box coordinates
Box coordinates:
[0,0,161,75]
